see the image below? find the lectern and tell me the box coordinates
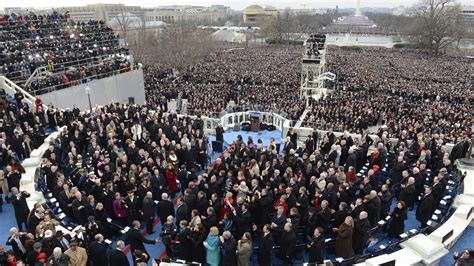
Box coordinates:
[250,112,261,132]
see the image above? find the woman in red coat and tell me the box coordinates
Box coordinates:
[166,164,179,194]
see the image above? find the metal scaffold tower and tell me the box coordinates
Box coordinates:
[300,34,335,100]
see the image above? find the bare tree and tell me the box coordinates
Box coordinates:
[410,0,462,54]
[114,11,134,41]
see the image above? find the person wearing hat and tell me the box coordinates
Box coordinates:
[56,230,72,252]
[26,242,43,265]
[64,240,88,266]
[36,252,48,265]
[41,229,60,257]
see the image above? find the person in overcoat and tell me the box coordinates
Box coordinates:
[334,216,354,259]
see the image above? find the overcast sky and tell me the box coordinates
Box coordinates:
[1,0,473,11]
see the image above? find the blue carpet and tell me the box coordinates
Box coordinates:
[0,201,22,242]
[440,226,474,265]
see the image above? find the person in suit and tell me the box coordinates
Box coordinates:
[237,232,252,266]
[353,211,371,255]
[156,193,175,226]
[126,220,159,261]
[55,231,72,252]
[233,203,251,239]
[178,220,193,261]
[220,231,238,266]
[399,177,416,210]
[71,191,87,225]
[175,197,190,227]
[6,227,27,260]
[308,227,325,264]
[279,222,296,265]
[271,206,286,244]
[258,224,273,266]
[142,192,155,234]
[10,187,30,231]
[108,240,129,266]
[387,201,408,239]
[416,186,435,228]
[88,234,108,266]
[124,190,140,226]
[378,184,392,218]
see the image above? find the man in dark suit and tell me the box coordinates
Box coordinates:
[156,193,175,226]
[6,227,27,260]
[399,177,416,210]
[175,197,190,227]
[258,224,273,266]
[353,211,371,255]
[271,206,286,244]
[279,222,296,265]
[125,190,141,226]
[220,231,237,266]
[10,187,30,231]
[416,186,435,228]
[127,220,158,261]
[233,203,251,239]
[88,234,108,266]
[142,192,155,234]
[183,188,196,213]
[108,240,129,266]
[308,227,325,264]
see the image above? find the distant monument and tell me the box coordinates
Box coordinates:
[355,0,362,16]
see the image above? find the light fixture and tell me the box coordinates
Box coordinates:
[49,35,54,39]
[36,36,40,40]
[70,34,75,38]
[35,54,40,58]
[93,44,97,48]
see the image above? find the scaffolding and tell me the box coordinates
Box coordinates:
[300,34,335,99]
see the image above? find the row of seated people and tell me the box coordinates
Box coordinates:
[0,10,133,94]
[0,97,468,265]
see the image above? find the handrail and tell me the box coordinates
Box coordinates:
[1,75,49,111]
[25,66,49,87]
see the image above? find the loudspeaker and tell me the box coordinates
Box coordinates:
[128,97,135,104]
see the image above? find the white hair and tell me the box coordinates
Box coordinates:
[53,247,62,256]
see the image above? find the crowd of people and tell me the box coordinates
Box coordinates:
[144,45,306,121]
[0,10,472,265]
[303,47,473,143]
[0,11,133,95]
[0,76,470,265]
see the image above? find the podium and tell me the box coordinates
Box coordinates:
[250,112,261,132]
[251,120,260,132]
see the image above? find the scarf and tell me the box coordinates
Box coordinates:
[206,235,219,247]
